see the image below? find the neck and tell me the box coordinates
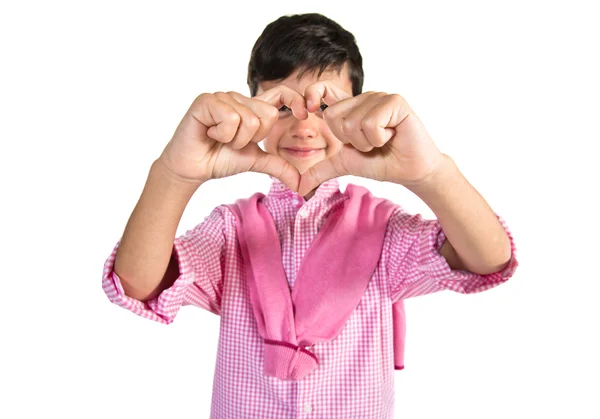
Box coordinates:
[304,189,316,200]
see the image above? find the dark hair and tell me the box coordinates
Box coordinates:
[247,13,364,97]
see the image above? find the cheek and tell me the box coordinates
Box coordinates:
[321,124,343,156]
[264,124,285,154]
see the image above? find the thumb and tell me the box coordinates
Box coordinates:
[251,150,300,192]
[298,152,347,197]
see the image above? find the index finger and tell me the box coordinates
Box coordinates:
[255,85,308,120]
[304,81,353,113]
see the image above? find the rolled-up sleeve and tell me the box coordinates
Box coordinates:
[102,206,227,324]
[385,207,518,302]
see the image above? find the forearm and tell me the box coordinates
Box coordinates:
[405,154,511,275]
[114,158,203,301]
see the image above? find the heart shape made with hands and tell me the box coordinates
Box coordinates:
[284,81,444,198]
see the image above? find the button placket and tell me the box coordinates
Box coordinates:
[298,208,309,218]
[298,380,313,416]
[303,403,313,414]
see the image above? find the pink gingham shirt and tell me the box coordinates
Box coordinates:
[103,176,518,419]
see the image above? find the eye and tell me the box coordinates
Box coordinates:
[279,104,328,114]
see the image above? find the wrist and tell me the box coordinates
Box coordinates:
[150,158,205,197]
[404,154,460,199]
[152,157,207,188]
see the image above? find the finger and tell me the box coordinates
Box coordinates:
[197,95,241,144]
[226,91,279,143]
[359,94,412,147]
[251,149,301,192]
[304,81,353,112]
[255,85,308,120]
[337,93,387,152]
[321,92,376,146]
[213,92,261,150]
[297,150,349,197]
[360,99,398,148]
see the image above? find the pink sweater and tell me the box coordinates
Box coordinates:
[226,183,403,380]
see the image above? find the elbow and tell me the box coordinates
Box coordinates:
[469,240,512,275]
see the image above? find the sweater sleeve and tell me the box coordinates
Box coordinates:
[102,206,227,324]
[384,207,518,302]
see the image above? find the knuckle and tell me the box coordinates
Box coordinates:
[342,118,358,133]
[217,136,232,144]
[246,114,261,129]
[361,118,380,134]
[358,143,374,152]
[224,111,241,125]
[227,91,245,101]
[389,93,404,103]
[372,138,386,148]
[265,105,279,121]
[195,92,212,105]
[375,136,387,147]
[233,140,247,150]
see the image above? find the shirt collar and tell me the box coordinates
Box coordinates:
[267,175,340,201]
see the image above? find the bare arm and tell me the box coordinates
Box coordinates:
[406,155,511,275]
[114,158,204,302]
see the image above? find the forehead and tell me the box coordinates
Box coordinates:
[258,64,352,96]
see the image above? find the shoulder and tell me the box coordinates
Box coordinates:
[344,182,402,211]
[219,192,266,216]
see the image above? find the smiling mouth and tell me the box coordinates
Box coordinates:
[281,148,325,158]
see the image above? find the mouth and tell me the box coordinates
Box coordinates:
[281,148,326,158]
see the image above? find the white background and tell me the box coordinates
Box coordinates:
[1,0,599,418]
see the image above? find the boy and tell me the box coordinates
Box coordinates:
[103,13,518,418]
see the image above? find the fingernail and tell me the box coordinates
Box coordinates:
[306,99,313,109]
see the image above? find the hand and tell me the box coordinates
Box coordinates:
[298,82,446,196]
[158,87,308,190]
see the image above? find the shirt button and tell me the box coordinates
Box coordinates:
[279,185,285,190]
[298,208,309,218]
[303,403,312,414]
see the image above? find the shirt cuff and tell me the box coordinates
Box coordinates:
[102,239,196,324]
[417,214,518,294]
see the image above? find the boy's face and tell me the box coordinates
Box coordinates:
[256,64,353,175]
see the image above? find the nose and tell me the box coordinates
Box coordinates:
[290,114,318,140]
